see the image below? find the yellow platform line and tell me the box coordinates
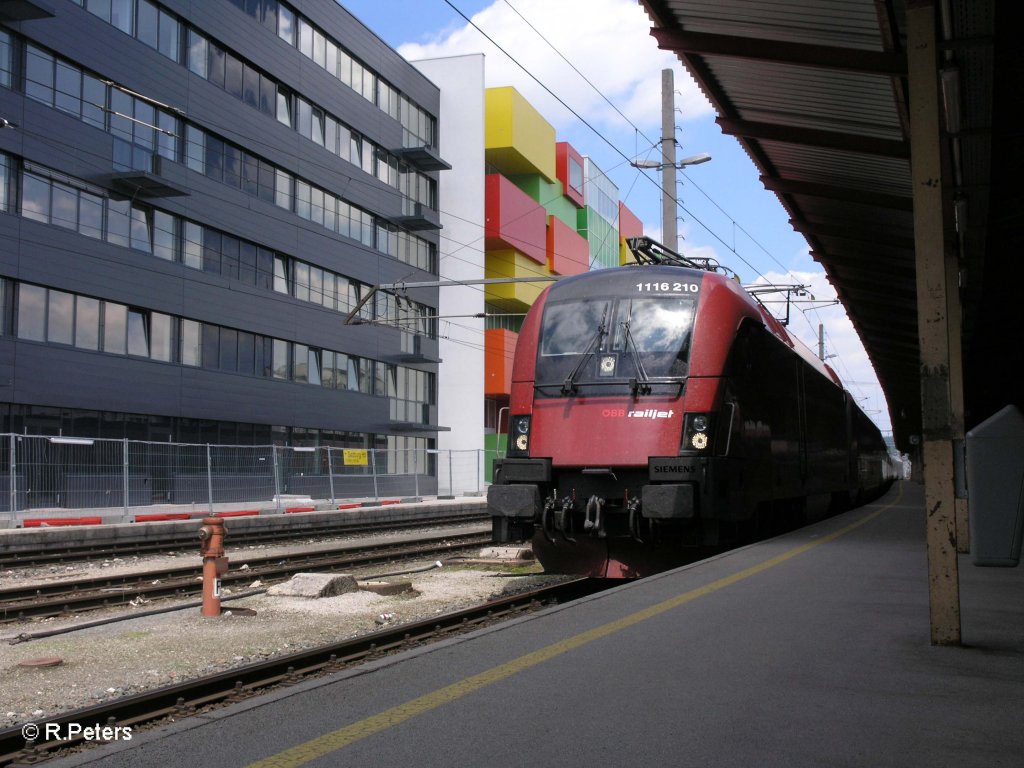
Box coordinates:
[249,486,903,768]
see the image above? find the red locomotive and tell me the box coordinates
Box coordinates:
[488,238,894,578]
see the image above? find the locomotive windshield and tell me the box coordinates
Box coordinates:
[541,299,612,357]
[537,294,697,395]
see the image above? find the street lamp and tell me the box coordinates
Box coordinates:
[629,152,712,170]
[630,150,711,250]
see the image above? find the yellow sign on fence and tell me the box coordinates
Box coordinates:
[343,449,369,466]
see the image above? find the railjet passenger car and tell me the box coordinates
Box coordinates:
[488,239,893,578]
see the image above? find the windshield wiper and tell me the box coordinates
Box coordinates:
[561,307,609,396]
[620,319,652,396]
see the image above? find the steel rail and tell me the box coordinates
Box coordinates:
[0,578,604,766]
[0,530,492,623]
[0,512,489,569]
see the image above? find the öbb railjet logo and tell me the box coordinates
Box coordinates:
[599,409,675,419]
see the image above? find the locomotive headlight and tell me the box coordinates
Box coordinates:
[508,415,532,456]
[682,413,713,454]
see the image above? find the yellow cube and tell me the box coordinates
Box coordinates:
[485,87,556,182]
[485,249,550,311]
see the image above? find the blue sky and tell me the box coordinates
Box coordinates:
[340,0,892,434]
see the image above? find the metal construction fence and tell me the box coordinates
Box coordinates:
[1,433,498,526]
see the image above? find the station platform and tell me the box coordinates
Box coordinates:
[48,481,1023,768]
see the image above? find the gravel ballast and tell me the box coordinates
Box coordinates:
[1,552,550,730]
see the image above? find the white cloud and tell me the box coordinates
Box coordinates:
[400,0,712,134]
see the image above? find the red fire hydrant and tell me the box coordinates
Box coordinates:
[198,517,228,617]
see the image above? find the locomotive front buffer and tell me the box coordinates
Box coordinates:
[489,455,708,545]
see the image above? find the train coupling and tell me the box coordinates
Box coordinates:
[556,497,576,543]
[627,498,644,543]
[584,495,606,538]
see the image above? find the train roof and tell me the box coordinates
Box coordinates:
[545,263,707,293]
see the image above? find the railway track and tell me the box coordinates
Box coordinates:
[0,528,492,624]
[0,512,490,569]
[0,577,605,766]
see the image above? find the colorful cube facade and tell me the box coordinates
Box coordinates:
[485,328,517,397]
[485,174,547,265]
[556,142,586,208]
[483,87,644,415]
[485,87,556,181]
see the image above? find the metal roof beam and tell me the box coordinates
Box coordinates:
[846,320,916,338]
[857,328,919,343]
[872,344,921,360]
[760,176,913,210]
[870,349,921,365]
[857,326,918,340]
[842,295,916,313]
[873,351,920,365]
[858,329,918,345]
[855,334,918,350]
[832,276,913,295]
[872,348,922,363]
[792,219,914,248]
[839,289,918,309]
[836,277,917,296]
[819,264,917,284]
[718,118,909,158]
[847,297,917,313]
[856,323,919,340]
[811,249,915,268]
[650,28,907,76]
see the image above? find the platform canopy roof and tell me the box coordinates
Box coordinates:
[639,0,1016,454]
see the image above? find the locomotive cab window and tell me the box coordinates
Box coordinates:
[609,297,693,377]
[537,294,697,392]
[540,299,612,358]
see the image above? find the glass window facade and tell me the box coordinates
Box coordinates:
[2,3,441,453]
[6,277,432,413]
[5,31,437,273]
[66,0,438,214]
[7,155,436,336]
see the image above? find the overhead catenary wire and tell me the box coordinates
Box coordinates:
[465,1,884,411]
[440,0,773,282]
[432,2,849,370]
[446,0,870,392]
